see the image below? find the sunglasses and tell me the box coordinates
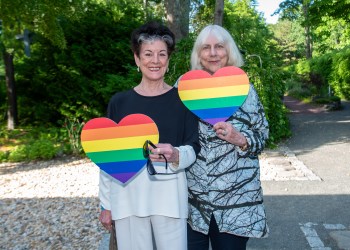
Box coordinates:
[143,140,175,175]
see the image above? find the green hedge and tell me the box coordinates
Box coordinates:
[294,47,350,100]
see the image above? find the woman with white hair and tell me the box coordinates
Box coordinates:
[186,25,269,250]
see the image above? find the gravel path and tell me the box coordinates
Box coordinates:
[1,146,320,250]
[0,156,105,250]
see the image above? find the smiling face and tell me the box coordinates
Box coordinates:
[199,34,228,74]
[134,40,169,83]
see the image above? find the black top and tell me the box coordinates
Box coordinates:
[107,87,200,154]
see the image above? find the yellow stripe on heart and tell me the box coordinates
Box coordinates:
[179,85,250,101]
[82,134,159,153]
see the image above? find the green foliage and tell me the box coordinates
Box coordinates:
[8,145,27,162]
[11,1,145,126]
[0,150,8,162]
[285,78,314,99]
[291,47,350,100]
[190,0,216,32]
[270,20,305,64]
[0,0,88,49]
[28,139,57,160]
[329,48,350,99]
[313,17,350,55]
[222,0,291,145]
[277,0,304,21]
[309,0,350,24]
[7,139,57,162]
[165,35,195,84]
[225,0,270,54]
[313,96,341,104]
[0,126,71,162]
[246,66,291,146]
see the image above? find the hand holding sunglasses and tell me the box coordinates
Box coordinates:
[143,140,177,175]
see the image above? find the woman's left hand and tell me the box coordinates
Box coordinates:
[149,143,179,163]
[213,122,247,147]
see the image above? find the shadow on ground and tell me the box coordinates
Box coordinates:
[283,97,350,156]
[248,195,350,250]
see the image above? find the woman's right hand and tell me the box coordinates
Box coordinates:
[99,209,112,231]
[149,143,179,164]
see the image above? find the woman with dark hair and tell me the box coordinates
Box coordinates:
[98,21,200,250]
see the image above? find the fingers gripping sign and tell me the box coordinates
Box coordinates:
[213,121,248,148]
[149,143,179,163]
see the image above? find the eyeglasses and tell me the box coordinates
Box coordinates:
[143,140,175,175]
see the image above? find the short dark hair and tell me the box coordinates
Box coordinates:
[131,21,175,57]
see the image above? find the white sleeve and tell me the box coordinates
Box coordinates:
[98,170,112,210]
[170,145,196,171]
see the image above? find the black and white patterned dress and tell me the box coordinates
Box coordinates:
[186,83,269,238]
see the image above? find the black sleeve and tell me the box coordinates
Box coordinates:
[184,109,201,155]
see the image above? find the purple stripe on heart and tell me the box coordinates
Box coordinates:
[98,160,146,174]
[110,172,140,184]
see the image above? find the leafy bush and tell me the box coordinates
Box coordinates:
[0,126,71,162]
[285,79,315,99]
[292,47,350,100]
[249,67,291,146]
[313,95,341,104]
[0,151,9,162]
[329,48,350,100]
[7,139,57,162]
[27,139,58,160]
[8,145,28,162]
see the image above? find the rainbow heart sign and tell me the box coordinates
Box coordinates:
[80,114,159,185]
[178,66,250,125]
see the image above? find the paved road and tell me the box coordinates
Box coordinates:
[248,97,350,250]
[99,97,350,250]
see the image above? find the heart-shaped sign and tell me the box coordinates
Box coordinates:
[178,66,250,125]
[80,114,159,185]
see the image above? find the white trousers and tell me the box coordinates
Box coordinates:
[114,215,187,250]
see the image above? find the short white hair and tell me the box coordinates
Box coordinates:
[191,25,244,70]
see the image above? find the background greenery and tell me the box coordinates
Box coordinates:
[1,0,349,162]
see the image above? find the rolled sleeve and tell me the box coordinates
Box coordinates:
[170,145,196,171]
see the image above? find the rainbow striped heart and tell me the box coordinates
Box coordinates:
[178,66,250,125]
[80,114,159,185]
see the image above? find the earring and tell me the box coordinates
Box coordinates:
[137,66,140,72]
[166,68,169,73]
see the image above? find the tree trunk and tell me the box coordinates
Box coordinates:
[302,2,312,59]
[214,0,224,26]
[3,50,18,130]
[304,25,312,59]
[164,0,189,41]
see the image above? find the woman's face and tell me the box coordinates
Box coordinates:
[199,34,228,74]
[134,40,169,82]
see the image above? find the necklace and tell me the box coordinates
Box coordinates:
[135,82,171,96]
